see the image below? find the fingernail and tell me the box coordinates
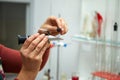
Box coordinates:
[61,28,64,31]
[41,34,45,36]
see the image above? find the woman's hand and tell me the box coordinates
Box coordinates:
[17,33,50,80]
[38,16,68,36]
[20,33,50,72]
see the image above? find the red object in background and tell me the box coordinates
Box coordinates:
[95,12,103,37]
[72,76,79,80]
[92,71,120,80]
[50,43,54,48]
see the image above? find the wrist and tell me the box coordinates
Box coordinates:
[21,66,40,72]
[16,68,39,80]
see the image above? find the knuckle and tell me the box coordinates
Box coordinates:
[37,45,42,50]
[44,37,48,42]
[35,49,39,53]
[26,39,31,43]
[31,41,36,46]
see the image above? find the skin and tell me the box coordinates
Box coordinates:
[16,16,68,80]
[17,33,50,80]
[38,16,68,36]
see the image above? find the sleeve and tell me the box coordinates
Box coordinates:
[0,44,50,73]
[0,44,22,73]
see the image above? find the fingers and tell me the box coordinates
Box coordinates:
[33,36,49,55]
[28,34,45,52]
[19,34,50,73]
[40,24,58,32]
[59,18,68,35]
[38,24,61,36]
[36,41,50,59]
[48,17,68,35]
[47,16,57,22]
[22,33,39,49]
[39,16,68,36]
[21,33,49,55]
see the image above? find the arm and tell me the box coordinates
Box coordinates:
[0,44,22,73]
[0,44,50,73]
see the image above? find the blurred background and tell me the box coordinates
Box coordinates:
[0,0,120,80]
